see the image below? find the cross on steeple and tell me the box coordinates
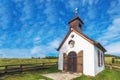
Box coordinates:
[75,8,78,17]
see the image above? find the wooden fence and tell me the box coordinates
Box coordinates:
[105,64,120,71]
[0,62,57,74]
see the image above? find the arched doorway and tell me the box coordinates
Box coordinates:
[67,52,77,72]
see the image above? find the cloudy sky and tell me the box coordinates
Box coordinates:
[0,0,120,58]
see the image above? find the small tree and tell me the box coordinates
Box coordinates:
[112,58,115,64]
[116,60,118,64]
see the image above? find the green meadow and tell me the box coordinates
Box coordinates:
[0,66,60,80]
[73,68,120,80]
[0,58,57,65]
[0,58,59,80]
[105,56,120,66]
[0,56,120,80]
[0,58,58,70]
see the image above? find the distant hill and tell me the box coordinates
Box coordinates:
[105,54,120,58]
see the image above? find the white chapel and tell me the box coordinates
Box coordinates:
[57,9,106,76]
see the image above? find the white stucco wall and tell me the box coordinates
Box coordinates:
[58,31,96,76]
[94,46,105,75]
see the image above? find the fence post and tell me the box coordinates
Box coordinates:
[5,66,8,73]
[110,64,112,69]
[56,62,58,66]
[20,65,23,72]
[42,63,45,68]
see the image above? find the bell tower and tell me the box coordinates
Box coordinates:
[69,8,84,32]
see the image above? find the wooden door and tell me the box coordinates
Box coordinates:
[77,51,83,73]
[67,52,77,72]
[63,53,67,71]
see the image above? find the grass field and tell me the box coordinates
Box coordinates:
[105,56,120,65]
[73,68,120,80]
[0,58,57,65]
[0,57,120,80]
[0,57,120,66]
[105,57,114,64]
[0,58,58,70]
[1,67,120,80]
[0,66,60,80]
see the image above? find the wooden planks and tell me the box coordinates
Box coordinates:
[0,62,57,74]
[77,50,83,73]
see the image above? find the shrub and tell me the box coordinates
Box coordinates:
[116,60,118,64]
[112,58,115,64]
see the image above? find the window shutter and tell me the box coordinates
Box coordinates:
[98,51,100,67]
[101,53,102,66]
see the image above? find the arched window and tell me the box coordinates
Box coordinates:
[68,40,75,48]
[98,50,100,67]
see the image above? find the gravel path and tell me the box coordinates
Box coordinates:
[42,72,81,80]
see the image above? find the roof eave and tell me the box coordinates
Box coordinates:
[95,43,107,52]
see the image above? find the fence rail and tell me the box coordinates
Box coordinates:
[105,64,120,71]
[0,62,57,74]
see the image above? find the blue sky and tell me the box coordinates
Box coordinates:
[0,0,120,58]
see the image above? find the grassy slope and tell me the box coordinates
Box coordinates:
[1,66,60,80]
[73,68,120,80]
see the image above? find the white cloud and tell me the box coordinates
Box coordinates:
[31,46,47,54]
[0,49,31,58]
[96,18,120,55]
[0,42,2,47]
[88,0,94,5]
[0,43,58,58]
[20,1,32,22]
[107,0,120,19]
[49,38,61,48]
[31,38,61,57]
[33,36,41,45]
[86,7,96,20]
[67,0,80,10]
[0,3,10,29]
[68,0,99,8]
[43,2,57,24]
[34,37,41,41]
[105,42,120,55]
[67,0,97,20]
[97,18,120,45]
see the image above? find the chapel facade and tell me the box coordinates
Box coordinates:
[57,10,106,76]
